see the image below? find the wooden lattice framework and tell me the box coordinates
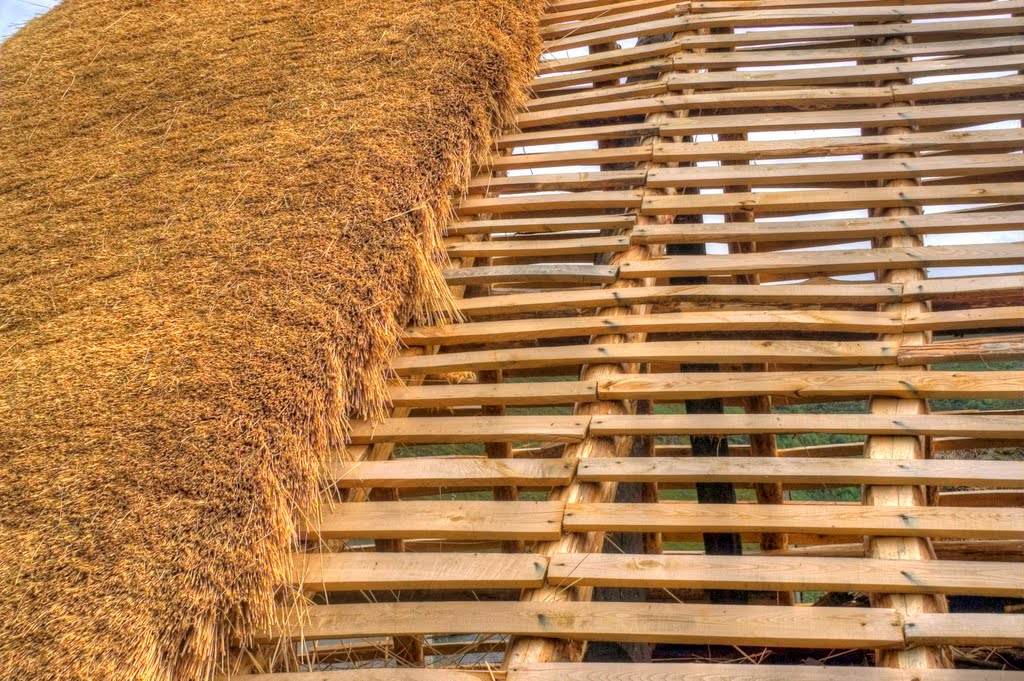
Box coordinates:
[242,0,1024,677]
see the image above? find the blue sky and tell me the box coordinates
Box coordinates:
[1,0,58,41]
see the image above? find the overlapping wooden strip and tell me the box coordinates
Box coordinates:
[458,190,644,216]
[905,613,1024,647]
[599,370,1024,400]
[564,503,1024,539]
[904,306,1024,333]
[258,601,904,648]
[509,664,1024,681]
[542,1,687,39]
[446,215,635,237]
[517,74,1024,130]
[641,182,1024,216]
[543,1,1024,51]
[241,671,494,681]
[446,236,629,259]
[293,552,548,591]
[404,310,901,346]
[653,129,1024,164]
[443,264,619,286]
[633,210,1024,245]
[899,334,1024,366]
[646,154,1024,189]
[538,17,1023,81]
[547,554,1024,597]
[666,54,1024,90]
[577,457,1024,487]
[621,244,1024,278]
[590,414,1024,438]
[349,416,590,444]
[389,381,597,408]
[329,458,576,488]
[541,0,684,27]
[303,501,566,541]
[469,169,646,191]
[392,340,896,375]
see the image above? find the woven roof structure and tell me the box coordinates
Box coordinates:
[2,0,1024,680]
[0,1,542,679]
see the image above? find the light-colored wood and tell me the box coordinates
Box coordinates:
[597,370,1024,400]
[240,671,498,681]
[547,554,1024,597]
[905,614,1024,647]
[508,664,1024,681]
[329,458,575,488]
[576,457,1024,488]
[302,501,566,541]
[389,381,598,407]
[348,416,588,444]
[258,601,905,648]
[564,503,1024,539]
[293,552,548,591]
[590,414,1024,438]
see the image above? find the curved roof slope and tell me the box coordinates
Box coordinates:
[0,1,542,679]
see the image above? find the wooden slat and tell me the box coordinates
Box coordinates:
[640,182,1024,216]
[905,613,1024,647]
[304,501,566,541]
[329,457,575,488]
[443,264,619,286]
[446,215,634,237]
[547,554,1024,597]
[564,503,1024,539]
[258,601,904,648]
[388,381,598,408]
[633,210,1024,245]
[404,310,901,346]
[508,664,1024,681]
[293,552,548,591]
[591,413,1024,438]
[899,334,1024,366]
[597,370,1024,400]
[446,236,629,259]
[392,340,896,375]
[348,416,591,444]
[576,457,1024,488]
[241,671,496,681]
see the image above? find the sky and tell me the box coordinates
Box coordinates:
[1,0,58,41]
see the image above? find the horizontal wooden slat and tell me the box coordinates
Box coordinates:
[446,215,635,237]
[597,370,1024,400]
[640,182,1024,216]
[905,613,1024,647]
[241,671,496,681]
[621,244,1024,278]
[389,381,597,407]
[294,552,548,591]
[304,501,565,540]
[392,340,896,375]
[405,310,901,346]
[577,457,1024,488]
[633,210,1024,245]
[329,457,575,487]
[590,414,1024,438]
[348,416,591,444]
[508,664,1024,681]
[446,236,629,259]
[899,334,1024,366]
[547,554,1024,597]
[564,503,1024,539]
[443,264,618,286]
[258,601,904,648]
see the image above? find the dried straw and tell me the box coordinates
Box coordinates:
[0,1,542,679]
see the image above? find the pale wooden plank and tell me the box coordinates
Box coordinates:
[590,414,1024,439]
[404,310,901,346]
[304,501,565,541]
[564,503,1024,539]
[348,416,590,444]
[258,601,904,648]
[576,457,1024,488]
[293,552,547,591]
[446,236,629,259]
[241,671,495,681]
[391,340,896,375]
[597,370,1024,401]
[905,613,1024,646]
[508,663,1024,681]
[547,554,1024,597]
[632,210,1024,245]
[329,457,575,488]
[899,334,1024,366]
[443,264,618,286]
[388,380,598,408]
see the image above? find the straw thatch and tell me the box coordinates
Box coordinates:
[0,1,542,679]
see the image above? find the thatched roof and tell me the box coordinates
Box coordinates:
[0,1,542,678]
